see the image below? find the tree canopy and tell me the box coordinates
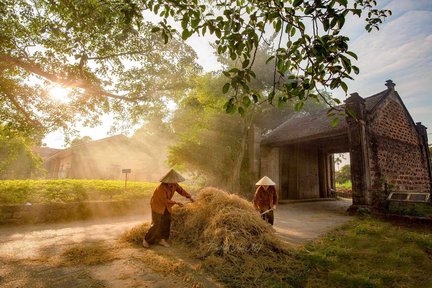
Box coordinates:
[1,0,390,141]
[1,0,199,141]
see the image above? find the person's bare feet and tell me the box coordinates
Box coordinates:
[159,239,170,247]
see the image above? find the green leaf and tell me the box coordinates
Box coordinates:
[275,19,282,32]
[238,106,245,116]
[252,94,259,103]
[181,29,191,40]
[151,27,160,33]
[242,59,250,68]
[294,101,304,111]
[293,0,303,7]
[346,51,358,60]
[331,117,340,127]
[181,15,189,30]
[242,96,251,107]
[266,56,275,64]
[191,18,200,29]
[340,81,348,93]
[268,91,275,103]
[222,83,230,94]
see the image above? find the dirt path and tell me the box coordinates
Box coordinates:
[274,198,352,245]
[0,199,352,287]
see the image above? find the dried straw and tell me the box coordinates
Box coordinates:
[171,187,288,258]
[122,187,304,287]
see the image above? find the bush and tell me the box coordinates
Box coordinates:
[0,179,159,204]
[336,165,351,184]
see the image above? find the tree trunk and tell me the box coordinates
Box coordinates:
[231,114,253,194]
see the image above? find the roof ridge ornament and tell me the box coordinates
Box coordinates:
[385,79,395,90]
[346,92,365,104]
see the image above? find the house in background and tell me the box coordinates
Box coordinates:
[42,135,168,181]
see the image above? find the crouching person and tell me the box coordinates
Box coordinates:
[142,169,194,248]
[253,176,278,225]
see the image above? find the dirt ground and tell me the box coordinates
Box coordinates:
[0,199,352,287]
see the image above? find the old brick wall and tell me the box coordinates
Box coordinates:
[368,95,431,195]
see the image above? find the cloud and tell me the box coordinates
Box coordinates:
[340,5,432,128]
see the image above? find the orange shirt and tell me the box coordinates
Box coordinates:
[150,183,191,214]
[253,186,278,211]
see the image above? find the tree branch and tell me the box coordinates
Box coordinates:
[0,53,147,102]
[3,91,43,128]
[86,50,152,60]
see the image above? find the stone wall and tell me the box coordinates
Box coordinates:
[368,96,431,194]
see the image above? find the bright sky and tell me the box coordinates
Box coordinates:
[44,0,432,148]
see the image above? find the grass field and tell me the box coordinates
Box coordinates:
[299,217,432,288]
[0,179,159,205]
[336,180,352,190]
[122,216,432,288]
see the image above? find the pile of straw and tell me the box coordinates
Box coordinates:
[171,187,287,258]
[122,187,304,287]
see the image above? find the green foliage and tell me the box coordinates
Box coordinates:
[301,217,432,288]
[70,136,93,147]
[1,0,199,138]
[0,179,158,204]
[168,64,330,195]
[335,164,351,184]
[388,202,432,217]
[0,125,43,179]
[336,180,352,190]
[168,74,252,194]
[144,0,391,114]
[1,0,391,135]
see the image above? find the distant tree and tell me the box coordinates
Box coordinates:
[130,112,174,178]
[168,70,329,195]
[71,136,93,147]
[335,164,351,184]
[0,125,43,179]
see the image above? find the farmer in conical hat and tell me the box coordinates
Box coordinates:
[253,176,278,225]
[143,169,194,248]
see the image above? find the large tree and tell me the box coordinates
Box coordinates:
[1,0,390,135]
[144,0,391,114]
[1,0,200,142]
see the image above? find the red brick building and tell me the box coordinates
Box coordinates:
[258,80,431,208]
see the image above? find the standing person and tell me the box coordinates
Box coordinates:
[253,176,278,225]
[142,169,194,248]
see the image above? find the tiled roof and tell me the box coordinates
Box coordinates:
[262,88,390,146]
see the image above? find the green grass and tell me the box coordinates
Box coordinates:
[300,217,432,288]
[0,179,159,204]
[388,202,432,217]
[123,217,432,288]
[336,180,352,190]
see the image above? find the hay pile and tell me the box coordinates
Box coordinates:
[122,187,304,287]
[171,187,287,258]
[120,222,151,245]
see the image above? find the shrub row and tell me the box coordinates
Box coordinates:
[0,179,158,205]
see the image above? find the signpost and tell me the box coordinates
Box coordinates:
[122,169,131,189]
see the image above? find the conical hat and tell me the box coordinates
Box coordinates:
[256,176,276,186]
[160,169,185,183]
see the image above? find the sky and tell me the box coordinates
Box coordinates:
[44,0,432,148]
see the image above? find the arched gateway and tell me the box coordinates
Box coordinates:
[256,80,431,209]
